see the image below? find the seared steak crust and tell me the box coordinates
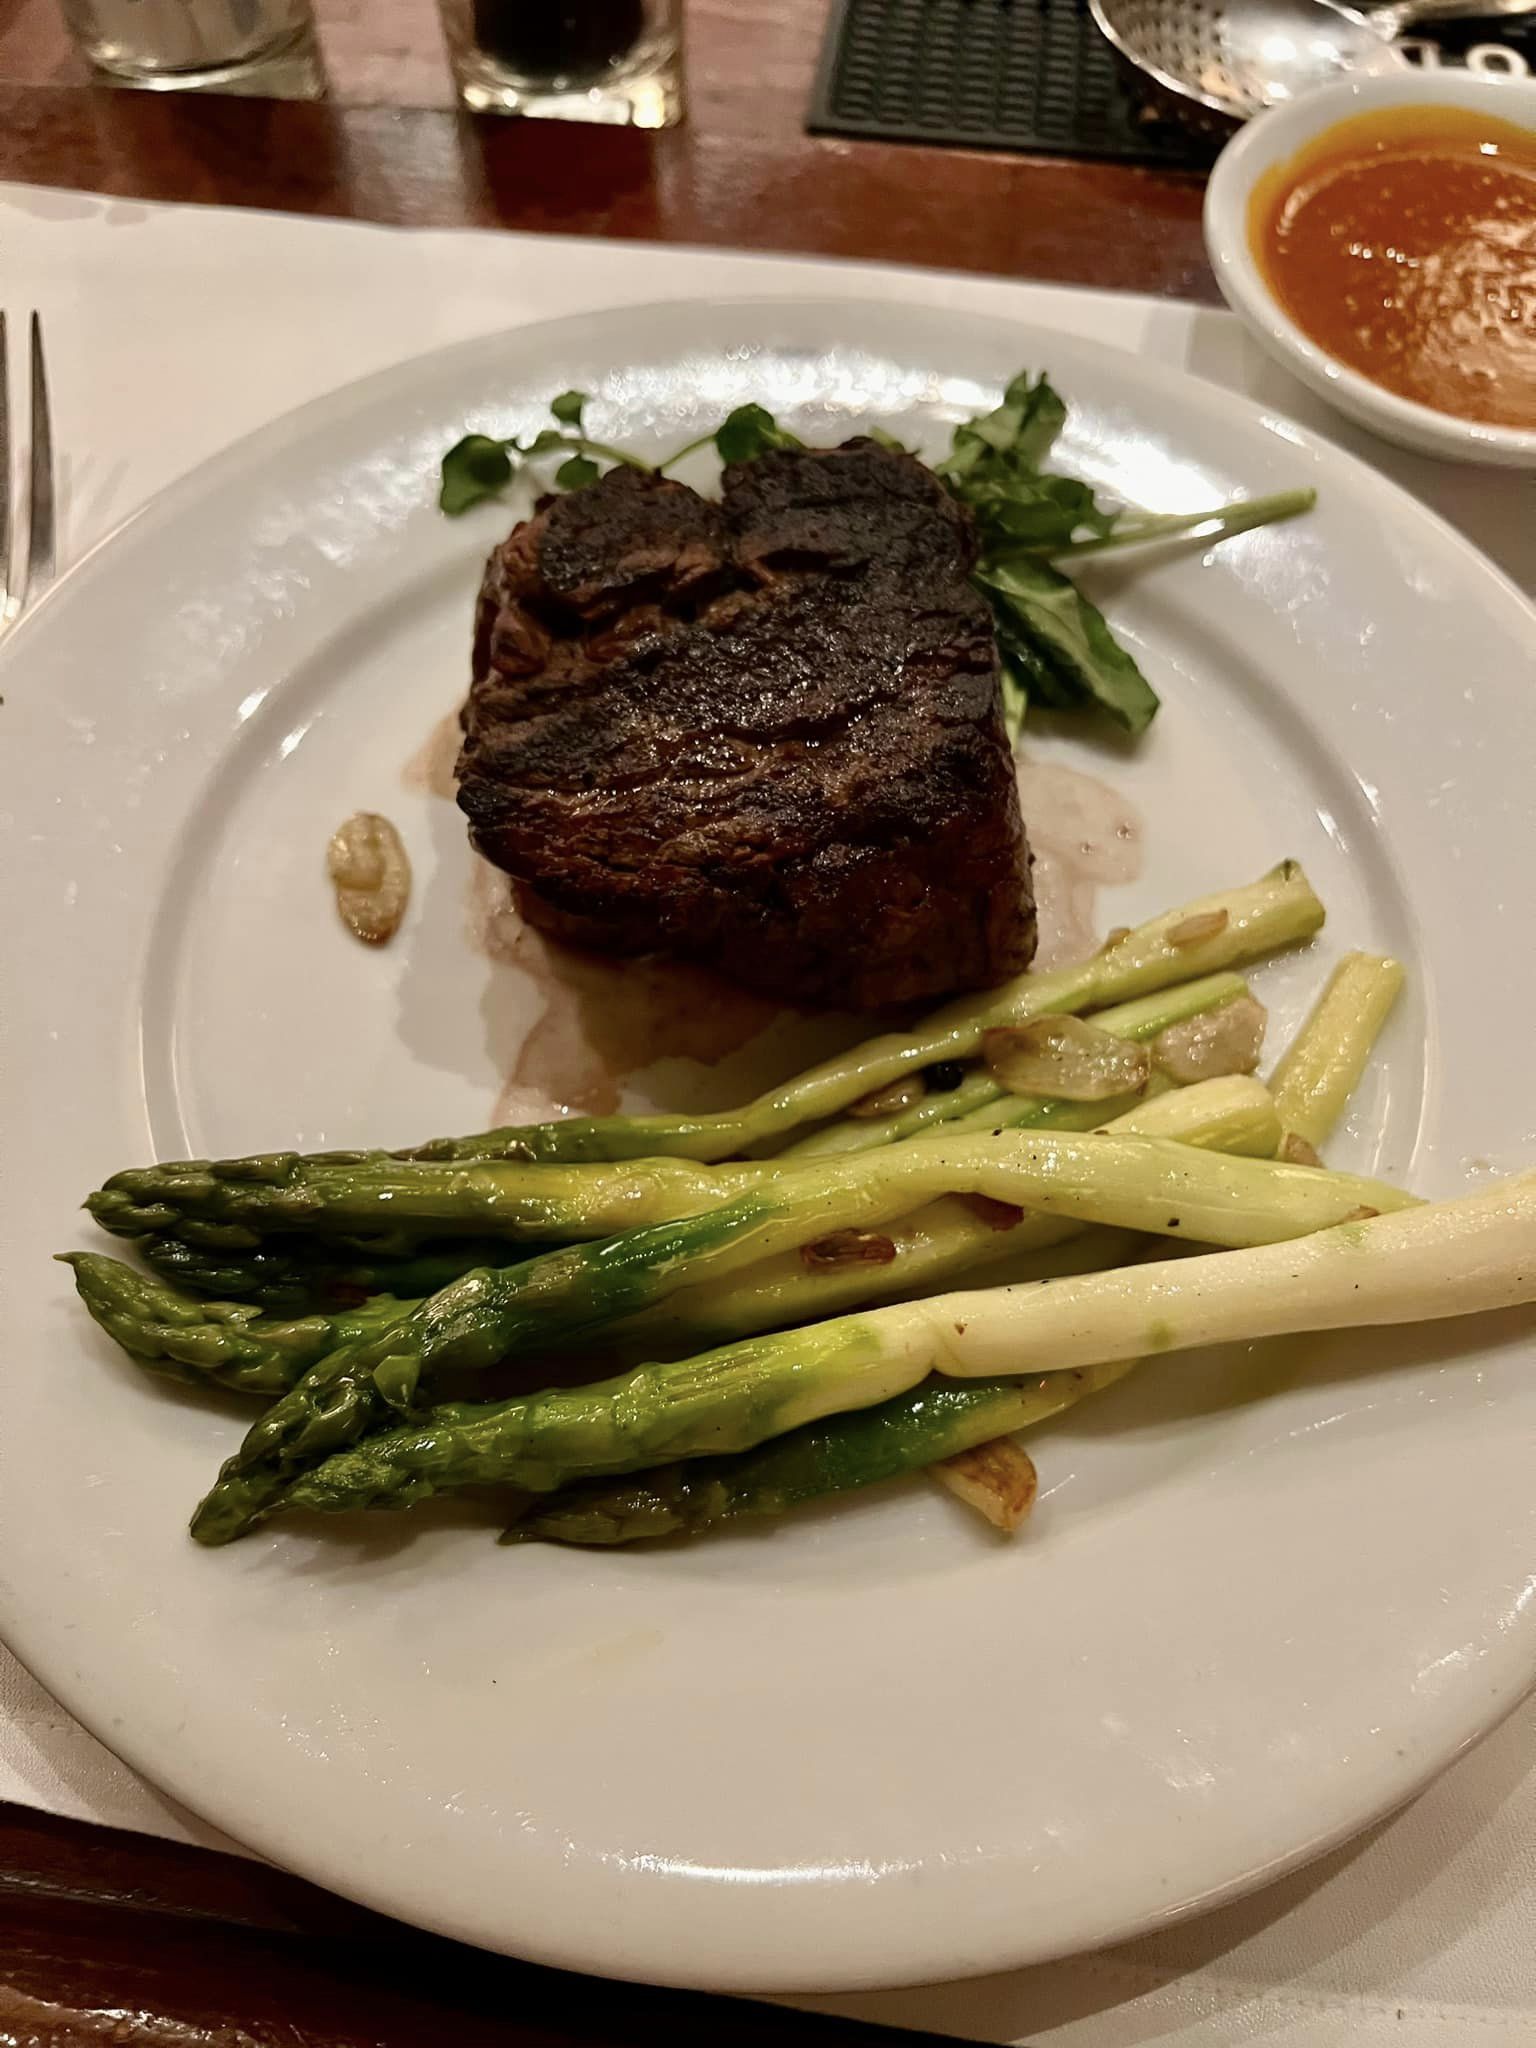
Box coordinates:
[456,442,1036,1008]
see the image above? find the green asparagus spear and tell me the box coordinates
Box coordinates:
[276,1168,1536,1525]
[60,1253,411,1397]
[1270,953,1405,1153]
[783,972,1248,1158]
[510,1365,1134,1544]
[93,1087,1178,1250]
[627,1073,1281,1350]
[136,1233,531,1314]
[278,1317,928,1516]
[793,1069,1001,1154]
[526,954,1405,1543]
[188,1123,1405,1543]
[87,1153,779,1249]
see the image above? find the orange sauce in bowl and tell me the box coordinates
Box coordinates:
[1249,104,1536,431]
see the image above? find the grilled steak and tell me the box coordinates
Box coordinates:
[456,441,1036,1009]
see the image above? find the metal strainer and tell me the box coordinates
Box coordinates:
[1089,0,1536,130]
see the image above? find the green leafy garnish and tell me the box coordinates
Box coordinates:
[933,373,1159,733]
[555,454,601,490]
[715,404,804,465]
[437,390,640,515]
[439,434,516,517]
[521,427,572,458]
[962,475,1112,552]
[933,373,1318,732]
[1047,489,1316,562]
[995,652,1033,746]
[977,555,1160,740]
[936,371,1068,486]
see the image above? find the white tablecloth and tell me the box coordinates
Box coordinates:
[4,183,1534,2042]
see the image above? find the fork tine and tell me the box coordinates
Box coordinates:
[0,311,12,623]
[25,312,55,606]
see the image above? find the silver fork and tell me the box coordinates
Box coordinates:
[0,312,56,633]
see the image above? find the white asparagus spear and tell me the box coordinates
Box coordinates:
[1270,952,1405,1155]
[922,1170,1536,1377]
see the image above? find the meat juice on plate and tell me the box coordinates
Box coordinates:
[1016,756,1144,970]
[466,858,785,1120]
[402,710,464,803]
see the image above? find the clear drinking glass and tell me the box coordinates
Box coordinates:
[438,0,683,126]
[58,0,318,89]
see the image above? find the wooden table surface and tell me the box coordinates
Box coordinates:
[0,2,1213,2038]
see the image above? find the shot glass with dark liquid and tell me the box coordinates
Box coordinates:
[439,0,682,124]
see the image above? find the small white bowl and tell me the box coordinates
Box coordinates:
[1204,70,1536,468]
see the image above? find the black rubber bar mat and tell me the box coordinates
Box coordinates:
[807,0,1536,171]
[807,0,1216,170]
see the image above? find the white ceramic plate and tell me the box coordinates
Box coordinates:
[4,298,1535,1994]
